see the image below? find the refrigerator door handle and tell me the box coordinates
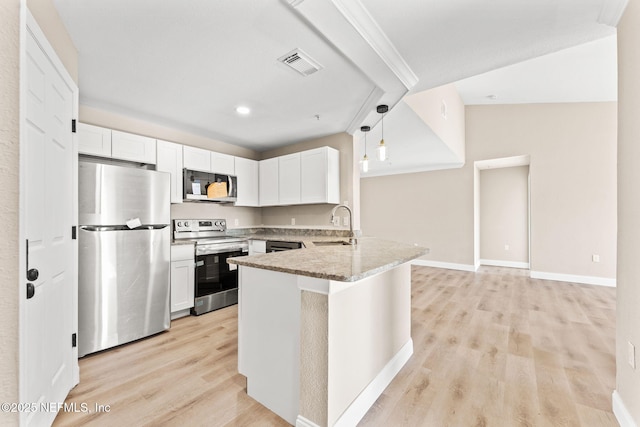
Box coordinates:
[80,224,170,232]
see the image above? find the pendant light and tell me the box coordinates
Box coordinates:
[360,125,370,173]
[376,104,388,161]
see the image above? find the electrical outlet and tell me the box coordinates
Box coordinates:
[332,217,340,227]
[592,254,600,263]
[291,218,296,226]
[343,216,350,227]
[234,218,239,226]
[629,341,636,369]
[504,244,510,251]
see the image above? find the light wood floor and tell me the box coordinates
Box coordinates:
[53,266,617,427]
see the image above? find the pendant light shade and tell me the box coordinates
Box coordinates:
[376,105,388,161]
[360,125,370,173]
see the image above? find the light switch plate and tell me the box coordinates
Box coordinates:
[629,341,636,369]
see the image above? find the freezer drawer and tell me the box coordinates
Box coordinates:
[78,161,170,226]
[78,226,170,357]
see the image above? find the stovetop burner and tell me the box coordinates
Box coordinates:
[173,219,248,255]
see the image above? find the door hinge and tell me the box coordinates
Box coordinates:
[71,119,76,133]
[72,226,77,240]
[72,333,77,348]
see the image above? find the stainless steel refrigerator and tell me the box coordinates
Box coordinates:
[78,161,171,357]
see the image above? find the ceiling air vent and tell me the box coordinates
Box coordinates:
[278,48,323,77]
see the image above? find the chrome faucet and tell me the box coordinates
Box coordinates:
[330,204,357,245]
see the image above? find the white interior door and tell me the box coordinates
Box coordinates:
[20,12,78,426]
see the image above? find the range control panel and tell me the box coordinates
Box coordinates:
[174,219,226,233]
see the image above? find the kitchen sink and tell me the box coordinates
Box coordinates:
[312,240,353,246]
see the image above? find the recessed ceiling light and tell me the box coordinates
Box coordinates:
[487,94,497,100]
[236,106,251,115]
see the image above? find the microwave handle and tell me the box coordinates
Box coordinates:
[228,175,234,196]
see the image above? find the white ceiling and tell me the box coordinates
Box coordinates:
[53,0,622,170]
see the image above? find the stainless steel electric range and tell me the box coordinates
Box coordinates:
[173,219,248,315]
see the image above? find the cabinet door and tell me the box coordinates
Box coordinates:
[278,153,301,205]
[259,158,279,206]
[301,147,340,204]
[156,140,184,204]
[77,122,111,157]
[211,151,235,175]
[171,259,195,313]
[111,130,157,164]
[235,157,259,207]
[183,145,211,172]
[248,239,266,256]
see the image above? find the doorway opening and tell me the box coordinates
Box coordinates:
[474,155,531,270]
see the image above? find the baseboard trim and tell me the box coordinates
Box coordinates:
[333,339,413,427]
[530,270,616,287]
[295,339,414,427]
[479,259,530,269]
[411,259,476,272]
[613,390,638,427]
[296,415,321,427]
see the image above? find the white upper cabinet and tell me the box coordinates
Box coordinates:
[182,146,211,172]
[259,157,279,206]
[156,139,184,204]
[301,147,340,204]
[278,153,301,205]
[258,147,340,207]
[111,130,157,164]
[235,157,259,207]
[77,123,111,157]
[211,152,235,175]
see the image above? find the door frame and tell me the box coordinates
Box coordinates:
[19,5,79,423]
[473,155,531,270]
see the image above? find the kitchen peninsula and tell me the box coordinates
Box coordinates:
[228,237,427,427]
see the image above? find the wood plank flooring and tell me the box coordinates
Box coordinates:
[53,266,617,427]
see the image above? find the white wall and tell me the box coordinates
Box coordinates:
[616,3,640,424]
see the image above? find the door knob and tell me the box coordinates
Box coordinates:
[27,268,39,281]
[26,283,35,299]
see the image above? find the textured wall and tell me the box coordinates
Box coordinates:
[299,292,329,426]
[616,2,640,424]
[0,1,20,425]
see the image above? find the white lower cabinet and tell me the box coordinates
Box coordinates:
[248,239,266,256]
[171,244,195,319]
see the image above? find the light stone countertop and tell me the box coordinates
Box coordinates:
[227,236,427,282]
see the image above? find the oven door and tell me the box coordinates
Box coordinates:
[195,249,245,298]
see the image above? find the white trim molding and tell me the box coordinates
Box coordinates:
[331,0,418,90]
[613,390,639,427]
[295,339,413,427]
[334,339,413,427]
[479,259,530,269]
[412,259,477,272]
[530,270,616,287]
[296,416,321,427]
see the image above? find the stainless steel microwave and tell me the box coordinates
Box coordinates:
[183,168,237,203]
